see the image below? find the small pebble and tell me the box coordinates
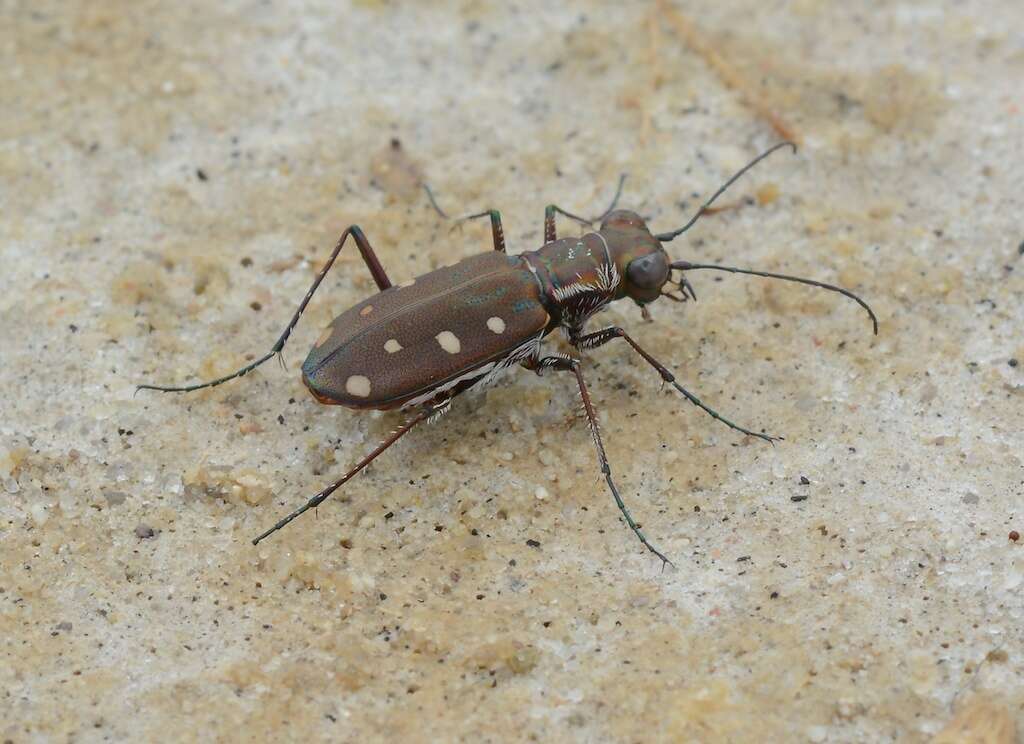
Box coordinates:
[104,491,128,506]
[1010,531,1020,542]
[1009,358,1019,368]
[791,494,809,502]
[30,502,48,525]
[799,475,811,485]
[534,485,549,500]
[134,524,156,539]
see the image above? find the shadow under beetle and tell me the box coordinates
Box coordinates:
[139,142,877,566]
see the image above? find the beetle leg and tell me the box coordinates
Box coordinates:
[523,351,572,376]
[526,354,673,568]
[251,404,437,545]
[451,210,506,253]
[543,173,627,243]
[136,225,391,394]
[572,326,783,444]
[422,185,506,253]
[542,205,561,243]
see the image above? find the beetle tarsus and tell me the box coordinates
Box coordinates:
[423,186,508,254]
[135,350,276,394]
[528,354,676,567]
[423,183,449,219]
[543,173,628,242]
[571,326,782,443]
[251,406,434,545]
[136,225,392,395]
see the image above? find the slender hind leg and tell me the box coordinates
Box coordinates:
[527,354,673,567]
[423,185,506,253]
[137,225,391,394]
[543,174,627,243]
[572,326,782,443]
[252,403,437,545]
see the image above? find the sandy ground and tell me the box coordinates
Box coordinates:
[2,1,1022,741]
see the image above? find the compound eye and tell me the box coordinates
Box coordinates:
[626,253,669,290]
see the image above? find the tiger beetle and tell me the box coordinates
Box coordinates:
[139,142,877,566]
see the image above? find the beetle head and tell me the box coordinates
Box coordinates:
[601,210,672,306]
[597,143,800,309]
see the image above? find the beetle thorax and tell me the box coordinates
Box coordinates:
[523,210,672,335]
[525,232,622,333]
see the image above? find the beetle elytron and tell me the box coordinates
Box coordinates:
[139,142,877,565]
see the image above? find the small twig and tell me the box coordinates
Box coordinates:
[657,0,801,144]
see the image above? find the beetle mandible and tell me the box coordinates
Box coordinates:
[139,142,877,566]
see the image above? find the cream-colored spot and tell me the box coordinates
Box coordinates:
[315,326,333,348]
[384,339,403,354]
[435,330,461,354]
[359,304,374,317]
[486,316,506,334]
[399,278,416,288]
[345,375,371,397]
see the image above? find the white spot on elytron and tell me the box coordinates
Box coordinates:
[486,316,506,334]
[360,305,373,317]
[384,339,402,354]
[345,375,371,397]
[436,330,461,354]
[315,326,333,348]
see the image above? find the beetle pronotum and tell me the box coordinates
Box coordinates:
[140,142,877,565]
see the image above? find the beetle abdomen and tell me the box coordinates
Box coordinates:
[303,251,550,409]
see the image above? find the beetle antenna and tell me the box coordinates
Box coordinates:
[671,260,878,335]
[655,142,796,242]
[594,173,628,222]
